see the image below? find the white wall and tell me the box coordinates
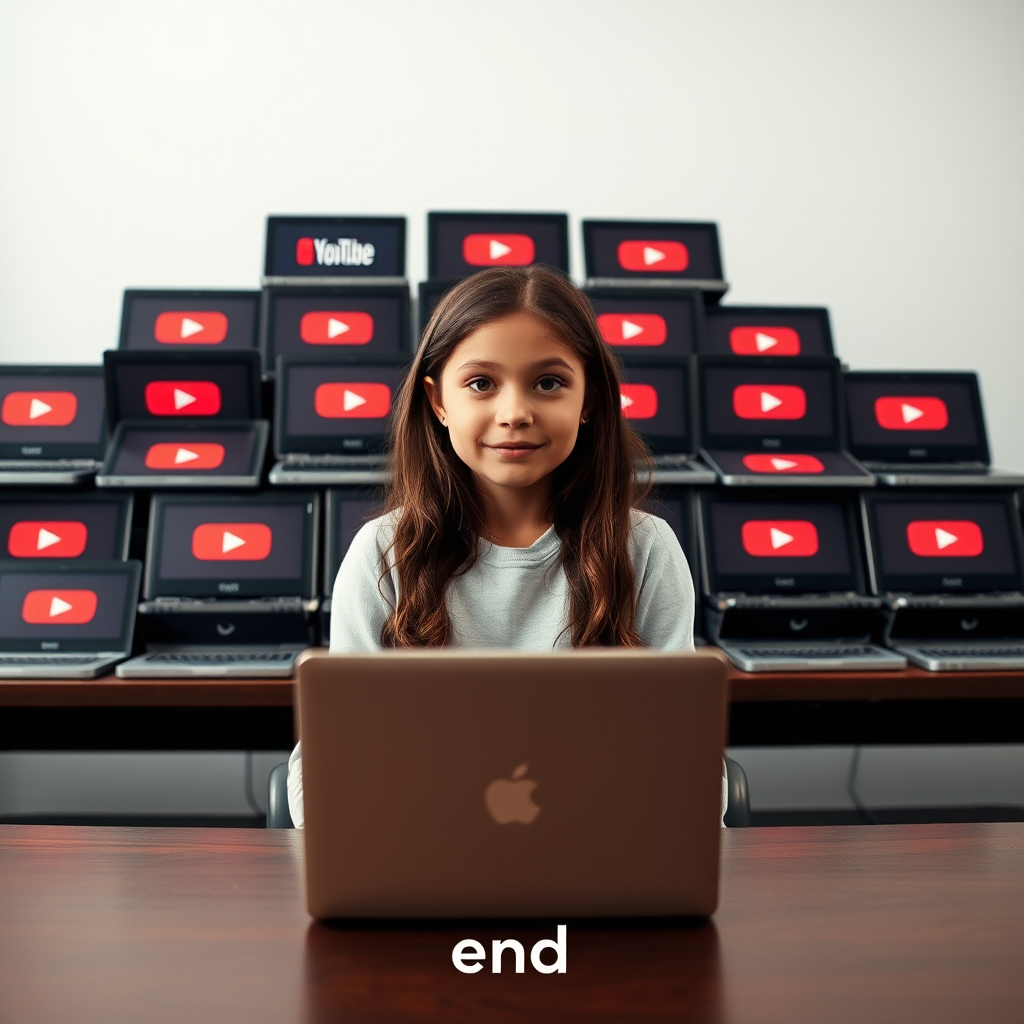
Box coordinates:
[1,0,1022,464]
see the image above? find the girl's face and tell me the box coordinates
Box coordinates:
[423,311,590,496]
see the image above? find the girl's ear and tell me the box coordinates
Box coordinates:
[422,376,447,426]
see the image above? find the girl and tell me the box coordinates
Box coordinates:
[287,265,695,826]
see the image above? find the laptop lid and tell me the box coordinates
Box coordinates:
[699,491,865,595]
[0,365,107,460]
[695,355,844,452]
[103,350,262,427]
[264,216,407,279]
[299,650,726,918]
[145,491,319,600]
[275,354,409,457]
[0,559,141,654]
[323,487,386,599]
[585,286,705,356]
[582,220,724,285]
[861,491,1024,595]
[261,283,411,372]
[617,357,694,455]
[119,290,260,351]
[418,278,459,336]
[427,212,569,278]
[844,371,990,464]
[0,493,132,561]
[703,306,834,357]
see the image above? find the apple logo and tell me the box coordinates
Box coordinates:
[485,764,540,825]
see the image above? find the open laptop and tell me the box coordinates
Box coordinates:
[861,490,1024,670]
[0,365,107,485]
[0,492,132,561]
[702,305,834,356]
[269,355,408,486]
[0,559,141,678]
[582,220,727,301]
[585,285,706,356]
[116,491,318,678]
[616,357,715,484]
[695,354,874,487]
[427,212,569,279]
[119,289,260,351]
[845,371,1024,487]
[264,216,407,282]
[697,491,905,672]
[298,649,727,918]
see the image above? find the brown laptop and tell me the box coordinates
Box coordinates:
[298,649,728,919]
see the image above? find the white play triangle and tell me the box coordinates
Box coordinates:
[935,528,958,550]
[221,531,246,553]
[901,403,924,424]
[327,318,350,338]
[49,596,73,617]
[180,317,203,338]
[771,458,798,470]
[343,390,367,412]
[620,393,634,409]
[174,447,199,464]
[770,528,794,549]
[755,332,778,352]
[760,391,783,413]
[29,398,52,419]
[173,388,196,410]
[489,239,512,259]
[621,320,644,340]
[36,528,61,551]
[642,246,665,265]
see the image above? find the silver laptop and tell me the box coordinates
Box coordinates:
[845,371,1024,487]
[298,649,728,919]
[862,490,1024,670]
[698,492,906,672]
[0,365,108,484]
[0,560,141,678]
[116,491,318,678]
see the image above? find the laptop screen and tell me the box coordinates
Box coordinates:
[0,366,107,459]
[103,351,261,425]
[703,306,833,357]
[119,290,260,351]
[617,360,692,455]
[582,220,723,282]
[427,213,569,278]
[276,356,409,455]
[264,216,406,278]
[323,487,386,597]
[586,287,704,356]
[0,561,139,652]
[862,493,1023,594]
[0,495,131,561]
[146,493,318,599]
[104,424,262,479]
[696,356,841,451]
[418,279,459,335]
[844,372,988,463]
[701,495,862,595]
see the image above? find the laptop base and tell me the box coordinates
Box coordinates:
[116,645,306,678]
[893,642,1024,672]
[867,465,1024,487]
[718,641,907,673]
[0,653,126,679]
[269,461,388,487]
[701,449,875,488]
[0,461,99,485]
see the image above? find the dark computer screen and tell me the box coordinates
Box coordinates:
[703,306,833,356]
[617,362,691,453]
[428,213,569,278]
[0,498,129,561]
[0,370,106,456]
[264,217,406,278]
[119,291,260,351]
[583,221,723,281]
[323,488,385,596]
[586,289,703,356]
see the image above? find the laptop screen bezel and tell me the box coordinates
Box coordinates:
[702,305,835,357]
[0,491,134,562]
[615,355,695,455]
[118,289,261,352]
[844,371,991,464]
[263,216,407,279]
[581,219,724,282]
[145,491,320,599]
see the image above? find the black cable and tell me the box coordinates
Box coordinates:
[243,751,264,819]
[846,746,880,825]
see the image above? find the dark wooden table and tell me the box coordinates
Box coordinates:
[1,822,1022,1022]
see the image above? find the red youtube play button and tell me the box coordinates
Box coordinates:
[299,311,375,345]
[906,520,983,557]
[730,327,801,356]
[733,384,807,420]
[617,240,689,273]
[597,313,668,347]
[144,443,226,470]
[144,381,222,417]
[192,522,273,561]
[742,520,819,557]
[22,589,98,625]
[462,233,536,267]
[619,384,659,420]
[314,383,392,419]
[8,521,88,558]
[154,311,228,345]
[742,454,825,474]
[295,237,315,266]
[874,396,949,431]
[1,391,78,427]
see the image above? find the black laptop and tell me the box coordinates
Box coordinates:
[264,216,407,280]
[702,306,834,356]
[0,492,132,561]
[581,220,727,301]
[585,286,706,356]
[695,354,874,487]
[845,371,1024,487]
[0,365,107,484]
[119,289,260,351]
[697,491,905,672]
[861,490,1024,670]
[269,354,409,485]
[427,212,569,279]
[0,559,141,678]
[117,491,319,678]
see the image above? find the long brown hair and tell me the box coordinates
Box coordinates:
[381,265,653,647]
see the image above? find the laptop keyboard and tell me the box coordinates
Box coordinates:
[0,459,99,470]
[0,655,104,665]
[871,462,985,472]
[651,454,694,468]
[733,646,883,659]
[910,645,1024,658]
[142,652,296,664]
[283,453,384,468]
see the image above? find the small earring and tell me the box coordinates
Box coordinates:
[580,416,588,425]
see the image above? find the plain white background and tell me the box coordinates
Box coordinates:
[1,0,1022,464]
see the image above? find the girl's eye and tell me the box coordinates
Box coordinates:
[467,378,493,394]
[535,376,565,393]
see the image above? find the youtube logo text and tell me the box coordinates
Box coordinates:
[144,443,226,470]
[462,234,536,267]
[144,381,222,417]
[732,384,807,421]
[296,237,375,268]
[906,520,984,558]
[619,384,659,420]
[741,520,820,557]
[22,589,98,625]
[8,521,88,558]
[597,313,667,347]
[192,522,273,561]
[154,312,228,345]
[874,396,949,432]
[742,454,824,474]
[300,312,375,346]
[617,240,689,273]
[730,327,801,356]
[2,391,78,427]
[314,383,392,419]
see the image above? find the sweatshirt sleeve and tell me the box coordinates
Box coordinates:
[630,512,696,652]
